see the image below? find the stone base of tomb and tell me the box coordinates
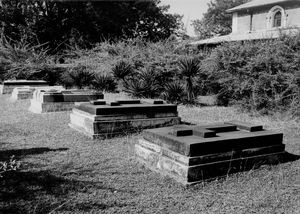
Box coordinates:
[10,90,33,101]
[0,80,49,94]
[135,138,286,185]
[10,86,64,101]
[1,84,49,95]
[69,108,181,139]
[29,99,78,113]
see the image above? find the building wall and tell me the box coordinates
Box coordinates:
[286,6,300,27]
[252,10,269,31]
[236,12,251,33]
[232,3,300,34]
[232,12,238,33]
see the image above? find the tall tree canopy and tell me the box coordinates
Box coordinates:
[192,0,249,39]
[0,0,182,50]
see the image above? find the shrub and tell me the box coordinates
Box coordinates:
[112,60,134,82]
[123,68,161,98]
[0,36,67,85]
[178,57,201,102]
[92,74,117,93]
[203,36,300,114]
[61,65,94,89]
[161,81,186,104]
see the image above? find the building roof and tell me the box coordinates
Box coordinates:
[227,0,300,13]
[190,28,300,46]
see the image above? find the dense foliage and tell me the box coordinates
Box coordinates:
[200,35,300,115]
[192,0,249,39]
[0,0,181,51]
[1,32,299,115]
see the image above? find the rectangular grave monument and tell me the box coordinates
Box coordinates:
[29,89,104,113]
[69,99,181,138]
[10,86,65,101]
[135,121,286,185]
[0,80,49,94]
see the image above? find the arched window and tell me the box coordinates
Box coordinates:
[267,6,286,29]
[273,11,282,27]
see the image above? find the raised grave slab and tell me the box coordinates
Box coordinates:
[10,86,64,101]
[29,89,103,113]
[135,121,286,185]
[69,99,181,138]
[0,80,49,94]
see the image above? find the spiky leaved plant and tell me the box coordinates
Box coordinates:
[123,68,161,98]
[161,81,186,104]
[92,74,117,93]
[61,65,94,89]
[112,60,134,82]
[178,57,201,102]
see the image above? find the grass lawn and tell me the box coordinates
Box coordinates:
[0,94,299,214]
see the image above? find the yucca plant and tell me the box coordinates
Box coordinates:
[112,60,134,82]
[123,78,150,98]
[92,74,117,92]
[161,81,186,104]
[61,65,94,89]
[178,57,201,102]
[123,68,161,98]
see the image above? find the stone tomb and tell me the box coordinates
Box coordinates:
[10,86,64,101]
[0,80,49,94]
[69,99,181,138]
[135,121,286,185]
[29,89,104,113]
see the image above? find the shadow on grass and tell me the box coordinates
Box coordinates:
[187,151,300,187]
[226,151,300,176]
[0,147,68,161]
[60,201,131,212]
[0,170,132,214]
[280,151,300,163]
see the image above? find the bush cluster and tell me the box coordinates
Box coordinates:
[1,34,299,116]
[200,35,300,115]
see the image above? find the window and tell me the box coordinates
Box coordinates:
[273,11,282,27]
[268,6,286,29]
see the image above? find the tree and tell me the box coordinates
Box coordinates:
[0,0,182,51]
[191,0,249,39]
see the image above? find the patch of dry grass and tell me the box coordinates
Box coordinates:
[0,95,299,214]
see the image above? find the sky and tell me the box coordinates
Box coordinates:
[159,0,211,36]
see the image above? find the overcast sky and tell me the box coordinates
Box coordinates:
[159,0,211,36]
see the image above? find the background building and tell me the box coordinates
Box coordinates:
[192,0,300,46]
